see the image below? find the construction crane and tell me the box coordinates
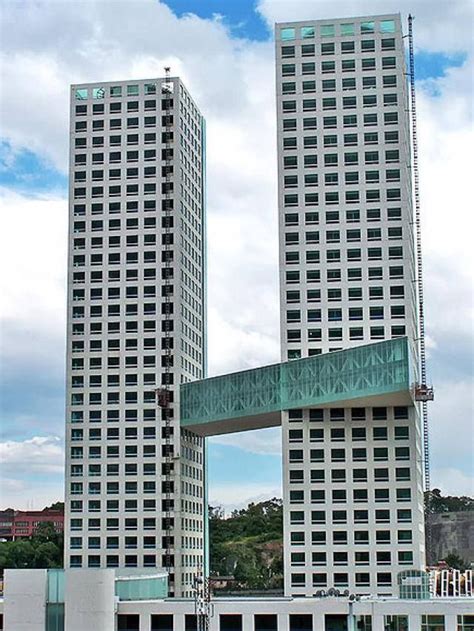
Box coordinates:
[407,15,434,499]
[407,16,436,567]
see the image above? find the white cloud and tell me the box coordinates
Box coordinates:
[210,427,282,455]
[431,468,474,497]
[0,0,473,495]
[257,0,474,53]
[417,62,474,346]
[209,482,282,515]
[0,436,64,475]
[0,478,64,512]
[429,381,474,474]
[1,0,280,378]
[0,436,65,509]
[0,189,67,372]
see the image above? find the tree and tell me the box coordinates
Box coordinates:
[425,489,474,513]
[43,502,64,512]
[33,522,62,547]
[33,542,62,569]
[0,523,63,571]
[209,498,283,591]
[443,553,469,571]
[0,540,35,569]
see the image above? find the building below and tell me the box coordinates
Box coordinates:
[0,508,64,541]
[1,568,473,631]
[0,510,14,541]
[427,512,474,567]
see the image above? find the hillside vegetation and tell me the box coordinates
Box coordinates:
[209,498,283,591]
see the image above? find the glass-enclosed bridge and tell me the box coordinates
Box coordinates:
[180,338,413,436]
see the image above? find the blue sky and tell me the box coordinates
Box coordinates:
[0,0,473,511]
[164,0,270,40]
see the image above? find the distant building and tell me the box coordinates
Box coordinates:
[427,512,474,566]
[0,510,14,542]
[10,509,64,540]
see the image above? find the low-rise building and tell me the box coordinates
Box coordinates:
[11,509,64,539]
[1,568,473,631]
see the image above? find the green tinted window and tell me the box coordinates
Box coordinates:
[361,21,375,33]
[92,87,105,99]
[321,24,335,37]
[281,27,296,40]
[341,23,354,35]
[381,20,395,33]
[75,88,88,100]
[301,25,315,38]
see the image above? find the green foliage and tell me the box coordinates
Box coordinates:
[0,539,36,569]
[0,522,63,571]
[425,489,474,513]
[209,498,283,591]
[443,552,469,571]
[43,502,64,512]
[33,522,63,548]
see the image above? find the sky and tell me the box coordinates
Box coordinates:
[0,0,473,514]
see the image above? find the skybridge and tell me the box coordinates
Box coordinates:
[180,337,413,436]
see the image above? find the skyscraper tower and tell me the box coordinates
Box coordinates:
[65,76,206,597]
[275,15,425,596]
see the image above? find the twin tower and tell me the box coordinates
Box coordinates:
[65,14,426,598]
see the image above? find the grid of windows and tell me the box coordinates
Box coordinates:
[277,16,416,359]
[65,78,206,597]
[285,405,421,593]
[276,15,424,598]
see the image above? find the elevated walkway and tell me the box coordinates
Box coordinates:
[180,338,413,436]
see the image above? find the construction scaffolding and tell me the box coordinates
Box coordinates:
[156,66,177,591]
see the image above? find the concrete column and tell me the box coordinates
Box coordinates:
[408,613,421,630]
[445,614,458,631]
[209,610,219,631]
[4,569,47,631]
[139,608,150,631]
[278,611,290,631]
[65,569,115,631]
[371,613,386,631]
[313,612,326,630]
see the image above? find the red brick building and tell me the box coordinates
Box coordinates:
[3,509,64,540]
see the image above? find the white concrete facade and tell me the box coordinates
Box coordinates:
[64,569,115,631]
[3,569,47,631]
[65,77,206,596]
[2,569,473,631]
[275,15,425,596]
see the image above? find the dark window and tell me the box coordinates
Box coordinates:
[220,615,242,631]
[118,615,140,631]
[289,615,312,631]
[151,615,173,631]
[255,614,278,631]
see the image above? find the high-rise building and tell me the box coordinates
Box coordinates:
[64,76,206,596]
[275,14,425,596]
[62,13,426,603]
